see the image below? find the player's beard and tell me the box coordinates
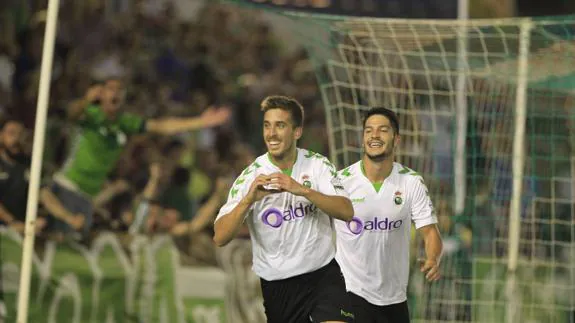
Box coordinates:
[267,137,295,161]
[0,142,20,161]
[365,140,394,162]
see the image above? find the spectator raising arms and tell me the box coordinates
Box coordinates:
[42,78,230,237]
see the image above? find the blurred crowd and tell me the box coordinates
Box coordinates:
[3,2,574,322]
[0,0,328,265]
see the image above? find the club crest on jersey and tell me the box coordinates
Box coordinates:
[394,191,403,205]
[302,174,312,188]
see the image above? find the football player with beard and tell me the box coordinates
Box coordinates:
[334,107,443,323]
[214,95,355,323]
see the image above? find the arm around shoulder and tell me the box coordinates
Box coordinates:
[303,158,353,221]
[301,188,353,222]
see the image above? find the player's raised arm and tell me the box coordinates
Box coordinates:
[67,84,103,120]
[146,106,231,135]
[213,173,275,247]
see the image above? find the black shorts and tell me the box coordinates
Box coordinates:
[260,259,354,323]
[47,182,93,235]
[349,292,410,323]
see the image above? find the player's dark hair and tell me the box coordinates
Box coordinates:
[362,107,400,135]
[260,95,304,128]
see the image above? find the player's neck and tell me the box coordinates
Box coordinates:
[361,155,393,183]
[268,148,297,171]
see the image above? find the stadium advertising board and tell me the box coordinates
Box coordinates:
[2,229,568,322]
[0,230,226,323]
[237,0,457,18]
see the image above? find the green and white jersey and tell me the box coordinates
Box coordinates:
[335,161,437,306]
[216,148,348,281]
[61,105,146,196]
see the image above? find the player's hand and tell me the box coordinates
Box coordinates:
[149,163,162,180]
[35,217,47,233]
[245,175,277,204]
[121,211,134,225]
[111,179,131,193]
[199,106,231,128]
[268,172,307,196]
[84,84,103,102]
[418,258,441,282]
[68,214,86,231]
[9,221,26,233]
[9,219,46,234]
[170,221,191,236]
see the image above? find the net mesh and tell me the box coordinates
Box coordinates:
[300,15,575,322]
[226,3,575,321]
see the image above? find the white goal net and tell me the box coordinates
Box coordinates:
[285,13,575,323]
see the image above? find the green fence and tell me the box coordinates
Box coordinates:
[0,230,226,323]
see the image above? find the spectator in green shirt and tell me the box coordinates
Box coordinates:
[42,78,230,237]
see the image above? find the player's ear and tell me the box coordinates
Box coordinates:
[294,126,303,140]
[394,133,401,146]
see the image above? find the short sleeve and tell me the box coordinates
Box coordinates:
[316,158,348,198]
[215,164,258,223]
[118,113,146,135]
[410,176,438,229]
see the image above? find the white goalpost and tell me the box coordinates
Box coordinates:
[505,18,533,323]
[454,0,469,216]
[16,0,61,322]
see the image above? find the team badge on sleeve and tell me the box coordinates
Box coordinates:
[331,175,345,192]
[302,174,312,188]
[394,191,403,205]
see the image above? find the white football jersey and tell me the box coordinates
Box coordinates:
[216,148,349,281]
[335,161,437,306]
